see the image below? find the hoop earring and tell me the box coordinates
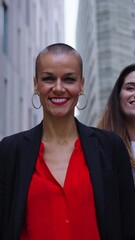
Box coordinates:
[76,93,87,110]
[32,92,41,109]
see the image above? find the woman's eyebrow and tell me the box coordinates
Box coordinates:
[63,73,78,77]
[124,82,135,86]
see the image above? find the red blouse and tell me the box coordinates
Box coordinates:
[20,138,100,240]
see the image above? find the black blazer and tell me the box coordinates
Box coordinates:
[0,119,135,240]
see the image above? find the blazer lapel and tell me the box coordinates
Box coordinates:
[76,119,105,238]
[15,123,42,239]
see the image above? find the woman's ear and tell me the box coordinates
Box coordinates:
[33,77,38,92]
[81,77,85,92]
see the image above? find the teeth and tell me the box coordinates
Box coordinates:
[51,98,66,103]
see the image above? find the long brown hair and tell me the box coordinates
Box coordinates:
[97,64,135,168]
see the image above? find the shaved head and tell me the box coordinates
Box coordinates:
[35,43,83,78]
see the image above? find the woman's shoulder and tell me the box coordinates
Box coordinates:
[0,122,42,149]
[77,119,126,153]
[91,126,120,139]
[77,119,121,141]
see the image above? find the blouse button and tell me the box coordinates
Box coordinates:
[65,219,70,223]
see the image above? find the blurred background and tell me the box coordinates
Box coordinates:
[0,0,135,139]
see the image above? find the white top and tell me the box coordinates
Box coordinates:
[131,141,135,185]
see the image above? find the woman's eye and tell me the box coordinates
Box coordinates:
[64,78,76,83]
[42,77,54,82]
[126,86,135,91]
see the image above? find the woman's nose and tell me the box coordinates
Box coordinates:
[52,79,65,93]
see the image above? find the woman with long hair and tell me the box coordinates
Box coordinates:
[98,64,135,183]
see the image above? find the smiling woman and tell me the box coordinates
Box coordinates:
[119,71,135,120]
[97,63,135,183]
[34,44,84,118]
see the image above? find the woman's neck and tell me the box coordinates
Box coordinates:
[42,115,78,144]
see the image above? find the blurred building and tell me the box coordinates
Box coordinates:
[0,0,64,139]
[76,0,135,126]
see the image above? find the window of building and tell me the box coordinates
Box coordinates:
[17,0,21,9]
[19,97,23,130]
[39,18,43,47]
[17,28,21,71]
[55,22,59,41]
[26,0,30,26]
[28,108,32,128]
[33,114,38,127]
[2,2,8,54]
[0,79,8,135]
[32,3,37,41]
[133,29,135,37]
[132,10,135,18]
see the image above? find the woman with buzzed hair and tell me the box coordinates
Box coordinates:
[35,43,83,78]
[0,43,135,240]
